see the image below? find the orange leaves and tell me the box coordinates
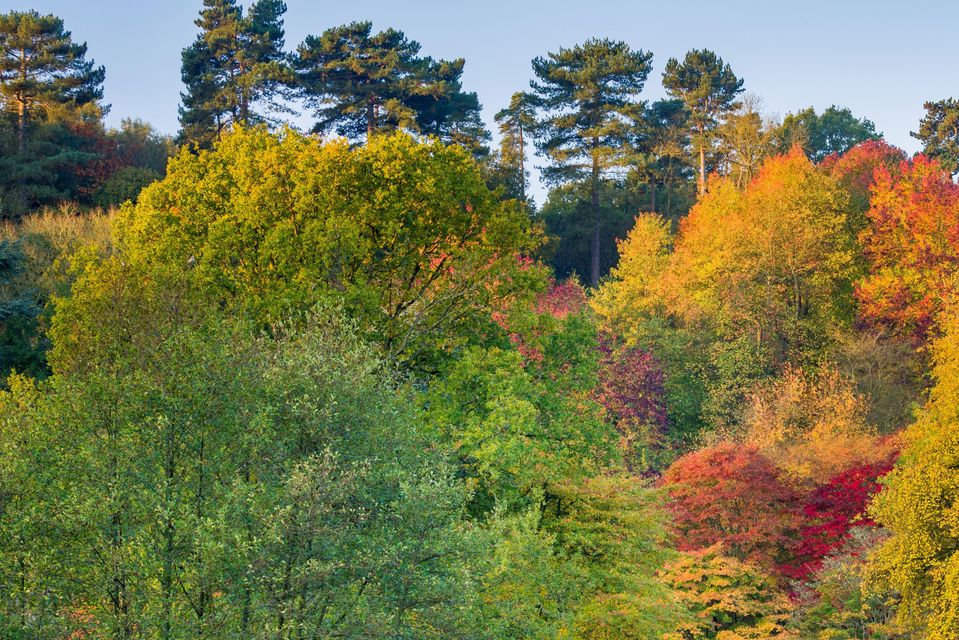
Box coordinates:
[855,153,959,343]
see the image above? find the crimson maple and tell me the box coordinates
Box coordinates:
[785,452,897,580]
[661,443,804,572]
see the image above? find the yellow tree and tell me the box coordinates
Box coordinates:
[868,306,959,638]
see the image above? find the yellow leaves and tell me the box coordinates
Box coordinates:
[740,366,893,486]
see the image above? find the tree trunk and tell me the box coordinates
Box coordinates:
[649,179,657,212]
[590,137,601,288]
[698,133,706,196]
[367,98,375,140]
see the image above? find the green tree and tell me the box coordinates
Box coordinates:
[776,105,880,162]
[295,21,489,151]
[868,307,959,638]
[179,0,292,147]
[662,49,743,196]
[0,10,105,216]
[493,91,537,203]
[912,98,959,176]
[530,38,653,287]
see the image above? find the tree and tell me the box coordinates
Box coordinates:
[777,105,880,163]
[530,38,653,287]
[912,98,959,176]
[295,22,488,151]
[114,127,541,367]
[856,154,959,344]
[494,91,537,202]
[0,10,105,216]
[179,0,292,147]
[740,366,894,487]
[868,309,959,638]
[716,94,776,188]
[662,49,743,195]
[595,340,669,466]
[788,457,896,580]
[661,545,794,639]
[0,10,104,154]
[661,443,803,572]
[641,98,693,218]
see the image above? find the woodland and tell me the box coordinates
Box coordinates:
[2,2,959,639]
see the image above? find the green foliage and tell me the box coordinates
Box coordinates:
[179,0,293,146]
[912,98,959,176]
[114,126,541,367]
[2,256,486,637]
[777,106,880,163]
[295,21,489,153]
[868,308,959,639]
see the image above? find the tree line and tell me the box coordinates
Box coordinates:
[3,3,959,639]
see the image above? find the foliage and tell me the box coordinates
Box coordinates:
[661,443,803,572]
[662,545,794,639]
[114,126,541,366]
[788,457,896,580]
[777,106,880,163]
[2,259,487,637]
[856,153,959,344]
[740,366,894,486]
[868,308,959,638]
[793,528,912,639]
[595,340,669,467]
[912,98,959,176]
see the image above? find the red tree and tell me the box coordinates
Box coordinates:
[856,154,959,343]
[661,443,804,572]
[821,139,906,214]
[786,452,897,580]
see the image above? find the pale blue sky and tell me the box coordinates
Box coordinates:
[7,0,956,196]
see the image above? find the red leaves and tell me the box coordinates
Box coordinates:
[785,452,897,580]
[661,443,804,573]
[856,153,959,343]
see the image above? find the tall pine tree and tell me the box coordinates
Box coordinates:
[530,38,652,286]
[179,0,292,147]
[494,91,537,203]
[662,49,743,195]
[295,22,488,151]
[0,11,105,217]
[913,98,959,176]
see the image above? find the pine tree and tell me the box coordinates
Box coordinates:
[178,0,292,147]
[0,11,105,216]
[0,11,104,154]
[530,38,653,286]
[295,22,488,151]
[494,91,537,203]
[912,97,959,176]
[662,49,743,195]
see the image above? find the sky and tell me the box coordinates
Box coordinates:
[7,0,957,199]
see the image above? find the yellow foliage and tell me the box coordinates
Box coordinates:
[740,366,896,486]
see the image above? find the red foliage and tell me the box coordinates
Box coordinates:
[661,443,804,572]
[856,154,959,343]
[784,451,897,580]
[821,139,907,212]
[535,278,588,319]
